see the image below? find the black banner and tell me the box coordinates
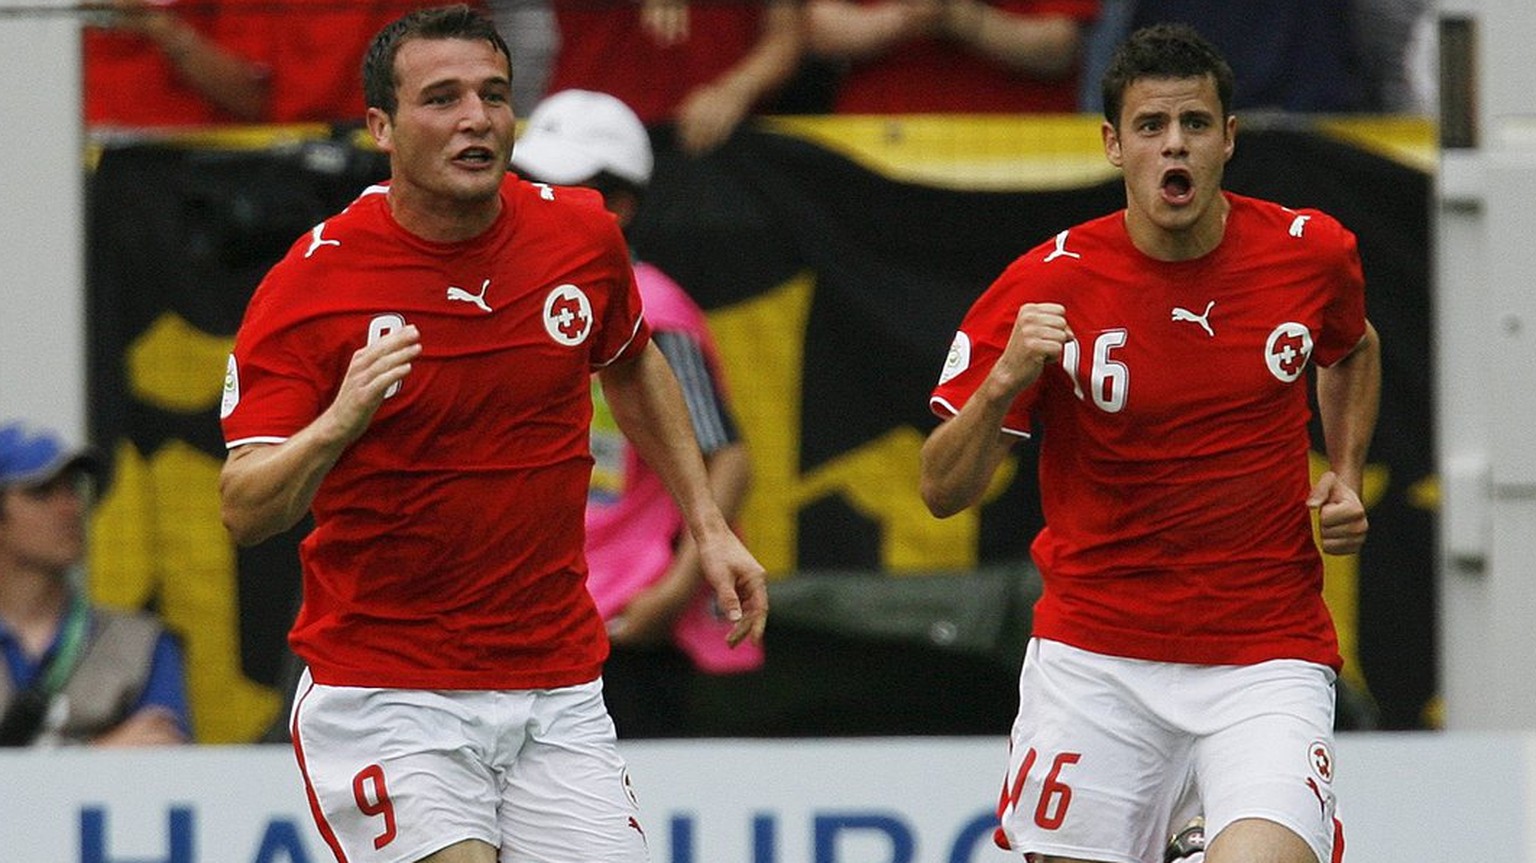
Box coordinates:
[85,119,1435,739]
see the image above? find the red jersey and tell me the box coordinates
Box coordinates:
[221,175,651,689]
[832,0,1100,114]
[548,1,768,124]
[931,193,1365,670]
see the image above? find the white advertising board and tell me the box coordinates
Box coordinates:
[0,734,1529,863]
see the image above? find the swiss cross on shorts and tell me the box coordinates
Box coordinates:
[1310,741,1333,782]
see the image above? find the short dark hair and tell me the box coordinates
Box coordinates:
[1101,23,1235,129]
[361,4,513,117]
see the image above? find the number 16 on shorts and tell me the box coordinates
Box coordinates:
[994,748,1082,846]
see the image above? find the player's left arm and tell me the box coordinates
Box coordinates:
[1309,320,1381,555]
[609,329,752,645]
[610,442,750,645]
[597,343,768,646]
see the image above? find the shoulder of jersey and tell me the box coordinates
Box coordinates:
[513,177,609,215]
[1006,215,1116,276]
[510,179,621,246]
[1245,195,1348,245]
[276,183,390,271]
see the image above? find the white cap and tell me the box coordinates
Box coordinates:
[511,89,654,186]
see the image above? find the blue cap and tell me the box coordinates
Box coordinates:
[0,422,102,488]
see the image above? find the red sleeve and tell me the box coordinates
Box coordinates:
[930,258,1040,437]
[1311,215,1368,367]
[579,192,653,368]
[220,260,332,446]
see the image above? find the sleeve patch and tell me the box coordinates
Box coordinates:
[220,354,240,419]
[938,331,972,385]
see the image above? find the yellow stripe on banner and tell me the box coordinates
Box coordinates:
[761,113,1438,192]
[1315,115,1438,174]
[87,114,1438,188]
[85,124,336,169]
[763,114,1117,192]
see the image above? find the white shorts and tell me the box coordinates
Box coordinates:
[289,669,648,863]
[996,639,1342,863]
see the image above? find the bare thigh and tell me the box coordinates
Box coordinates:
[1035,819,1316,863]
[1207,817,1317,863]
[417,838,497,863]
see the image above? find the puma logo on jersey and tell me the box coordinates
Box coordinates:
[304,223,341,258]
[1044,229,1082,262]
[1171,300,1216,337]
[446,278,493,312]
[1289,214,1312,237]
[533,182,556,200]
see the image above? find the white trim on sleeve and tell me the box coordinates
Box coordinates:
[928,396,1032,439]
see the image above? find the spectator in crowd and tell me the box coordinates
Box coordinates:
[547,0,803,155]
[218,7,767,859]
[1125,0,1367,112]
[512,89,762,737]
[259,0,432,124]
[0,422,190,747]
[922,24,1378,863]
[84,0,269,127]
[85,0,432,128]
[803,0,1100,114]
[1084,0,1436,115]
[1076,0,1131,112]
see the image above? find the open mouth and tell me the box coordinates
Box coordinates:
[1160,168,1194,205]
[453,146,498,168]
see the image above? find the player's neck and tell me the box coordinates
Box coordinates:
[387,185,502,244]
[1125,194,1230,262]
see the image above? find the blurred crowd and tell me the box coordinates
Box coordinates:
[85,0,1436,138]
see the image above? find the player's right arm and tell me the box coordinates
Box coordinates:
[219,325,421,546]
[920,302,1072,518]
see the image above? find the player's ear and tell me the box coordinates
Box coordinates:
[1102,121,1123,168]
[367,106,395,153]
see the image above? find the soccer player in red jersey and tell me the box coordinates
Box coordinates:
[217,7,767,862]
[923,24,1379,863]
